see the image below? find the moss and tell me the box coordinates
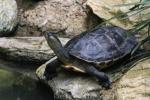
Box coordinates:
[0,69,15,88]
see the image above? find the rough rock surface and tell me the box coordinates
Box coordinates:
[86,0,149,29]
[36,57,102,100]
[16,0,100,37]
[116,58,150,100]
[0,37,69,64]
[0,0,18,36]
[36,54,149,100]
[0,37,149,100]
[36,56,150,100]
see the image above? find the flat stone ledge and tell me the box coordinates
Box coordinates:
[0,37,69,64]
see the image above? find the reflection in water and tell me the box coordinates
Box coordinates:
[0,69,54,100]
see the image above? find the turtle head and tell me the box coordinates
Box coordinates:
[44,32,57,42]
[44,32,71,64]
[44,32,61,52]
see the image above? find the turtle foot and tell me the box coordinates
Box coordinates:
[100,80,112,89]
[44,71,57,80]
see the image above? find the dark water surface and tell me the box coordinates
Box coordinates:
[0,60,54,100]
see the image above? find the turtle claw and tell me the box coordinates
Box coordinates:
[98,75,112,89]
[100,80,112,89]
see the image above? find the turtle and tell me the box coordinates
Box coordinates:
[44,26,137,88]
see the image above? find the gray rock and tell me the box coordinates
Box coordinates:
[36,57,102,100]
[0,37,69,63]
[0,37,149,100]
[0,0,18,36]
[36,51,150,100]
[16,0,100,37]
[36,55,141,100]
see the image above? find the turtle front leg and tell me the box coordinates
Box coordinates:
[85,66,111,89]
[44,57,61,80]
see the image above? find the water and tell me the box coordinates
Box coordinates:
[0,60,54,100]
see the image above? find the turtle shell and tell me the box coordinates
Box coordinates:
[65,26,137,68]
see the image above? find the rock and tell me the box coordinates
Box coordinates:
[0,37,69,64]
[0,37,149,99]
[16,0,101,37]
[0,0,18,36]
[36,51,150,100]
[86,0,149,29]
[36,56,146,99]
[36,57,102,100]
[116,58,150,100]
